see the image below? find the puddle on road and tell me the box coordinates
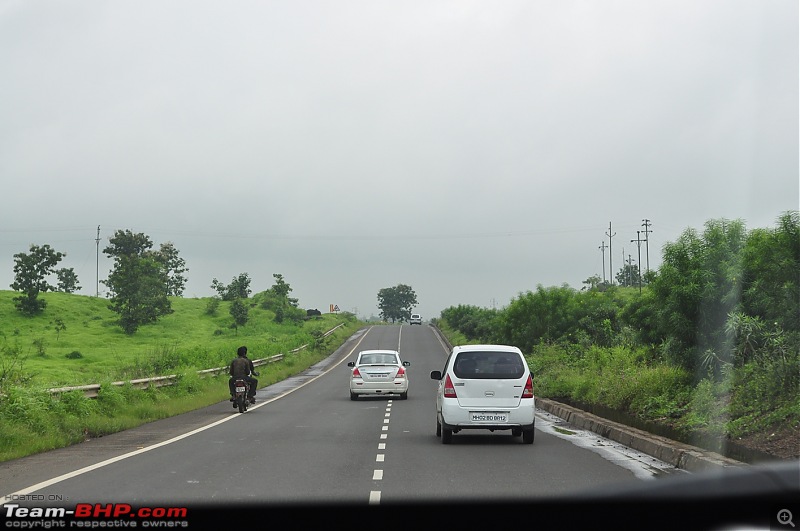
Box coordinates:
[536,410,687,480]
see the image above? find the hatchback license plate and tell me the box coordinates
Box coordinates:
[471,412,508,422]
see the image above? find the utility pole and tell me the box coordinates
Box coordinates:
[95,225,101,297]
[598,241,608,284]
[627,254,636,288]
[606,222,616,286]
[642,219,653,274]
[631,230,645,293]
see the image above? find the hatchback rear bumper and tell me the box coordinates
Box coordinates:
[439,399,535,429]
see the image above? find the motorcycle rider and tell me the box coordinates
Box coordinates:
[229,345,259,405]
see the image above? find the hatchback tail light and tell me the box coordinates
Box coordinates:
[522,375,534,398]
[396,366,406,378]
[352,367,362,379]
[443,374,457,398]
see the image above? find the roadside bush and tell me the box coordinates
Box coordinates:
[96,383,125,412]
[56,389,97,418]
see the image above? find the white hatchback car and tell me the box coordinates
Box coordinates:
[430,344,535,444]
[348,349,410,400]
[409,313,422,325]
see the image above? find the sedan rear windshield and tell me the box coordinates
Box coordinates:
[359,353,398,365]
[453,352,525,379]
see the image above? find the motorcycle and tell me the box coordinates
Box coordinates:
[232,377,250,413]
[231,371,259,413]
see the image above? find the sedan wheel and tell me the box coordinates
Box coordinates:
[441,427,453,444]
[350,392,358,401]
[436,420,441,437]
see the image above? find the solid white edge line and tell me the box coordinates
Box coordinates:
[5,325,375,498]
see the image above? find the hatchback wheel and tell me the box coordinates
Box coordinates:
[436,420,441,437]
[522,427,534,444]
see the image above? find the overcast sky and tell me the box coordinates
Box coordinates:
[1,0,797,320]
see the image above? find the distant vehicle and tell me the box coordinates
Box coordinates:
[348,349,411,400]
[409,313,422,325]
[430,344,535,444]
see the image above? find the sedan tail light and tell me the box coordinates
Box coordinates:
[352,367,362,379]
[396,366,406,378]
[443,374,457,398]
[522,375,534,398]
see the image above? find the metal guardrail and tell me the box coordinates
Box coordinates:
[47,323,346,399]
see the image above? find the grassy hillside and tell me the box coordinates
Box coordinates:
[0,290,350,387]
[0,290,364,461]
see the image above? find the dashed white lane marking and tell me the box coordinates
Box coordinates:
[371,401,394,504]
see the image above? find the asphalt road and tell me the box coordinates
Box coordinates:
[1,325,659,505]
[2,325,798,530]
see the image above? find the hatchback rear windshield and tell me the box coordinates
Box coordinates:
[452,352,525,379]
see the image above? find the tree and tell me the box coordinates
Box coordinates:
[615,263,641,287]
[152,242,189,297]
[211,273,252,301]
[582,275,603,290]
[495,284,579,352]
[741,211,800,334]
[102,230,173,334]
[649,218,747,372]
[230,298,249,333]
[377,284,418,323]
[10,244,65,316]
[56,267,81,293]
[270,273,298,307]
[266,273,303,324]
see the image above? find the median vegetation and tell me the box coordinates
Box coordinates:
[435,212,799,459]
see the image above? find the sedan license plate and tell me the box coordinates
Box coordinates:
[470,412,508,423]
[370,373,390,378]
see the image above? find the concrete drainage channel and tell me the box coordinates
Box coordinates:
[536,397,745,472]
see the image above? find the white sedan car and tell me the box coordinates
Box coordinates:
[348,349,410,400]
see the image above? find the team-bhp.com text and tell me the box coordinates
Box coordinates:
[3,504,189,528]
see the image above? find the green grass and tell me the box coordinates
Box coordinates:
[0,291,346,386]
[0,290,364,462]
